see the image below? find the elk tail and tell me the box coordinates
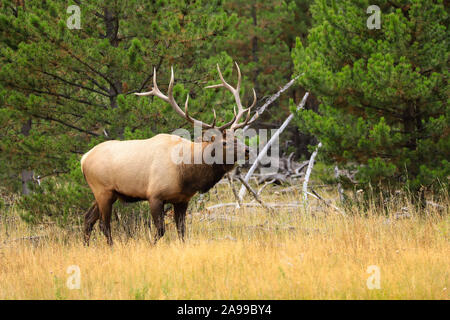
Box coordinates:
[84,201,99,220]
[83,201,100,246]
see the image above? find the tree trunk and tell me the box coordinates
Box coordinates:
[251,3,260,94]
[21,170,33,195]
[104,6,123,137]
[238,93,309,200]
[104,7,122,109]
[20,119,33,195]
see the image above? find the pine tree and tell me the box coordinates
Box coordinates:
[221,0,314,156]
[292,0,449,199]
[0,0,236,223]
[0,0,316,224]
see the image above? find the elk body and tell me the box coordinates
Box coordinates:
[81,63,258,245]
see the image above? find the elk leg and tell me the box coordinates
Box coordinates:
[84,202,99,246]
[149,198,165,244]
[96,192,116,246]
[173,202,188,242]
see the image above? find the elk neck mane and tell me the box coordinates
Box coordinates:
[177,141,235,194]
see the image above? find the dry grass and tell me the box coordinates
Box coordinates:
[0,184,448,300]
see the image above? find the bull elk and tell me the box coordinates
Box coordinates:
[81,63,258,245]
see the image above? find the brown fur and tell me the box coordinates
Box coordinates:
[179,162,235,195]
[81,133,244,245]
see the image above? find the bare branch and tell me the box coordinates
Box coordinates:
[257,179,276,196]
[238,92,309,200]
[237,176,274,213]
[242,74,303,132]
[309,188,345,215]
[226,173,242,208]
[335,165,345,203]
[302,142,322,204]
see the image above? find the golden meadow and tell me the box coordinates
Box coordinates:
[0,184,448,300]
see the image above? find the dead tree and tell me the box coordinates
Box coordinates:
[238,92,310,201]
[302,142,322,204]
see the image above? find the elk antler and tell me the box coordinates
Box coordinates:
[135,67,237,130]
[205,62,258,130]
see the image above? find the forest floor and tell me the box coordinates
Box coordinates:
[0,184,448,299]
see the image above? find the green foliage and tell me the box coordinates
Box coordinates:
[0,0,314,225]
[220,0,313,128]
[0,0,237,222]
[292,0,449,197]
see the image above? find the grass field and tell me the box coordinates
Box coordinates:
[0,185,448,300]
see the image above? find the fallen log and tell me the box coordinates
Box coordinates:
[206,202,304,211]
